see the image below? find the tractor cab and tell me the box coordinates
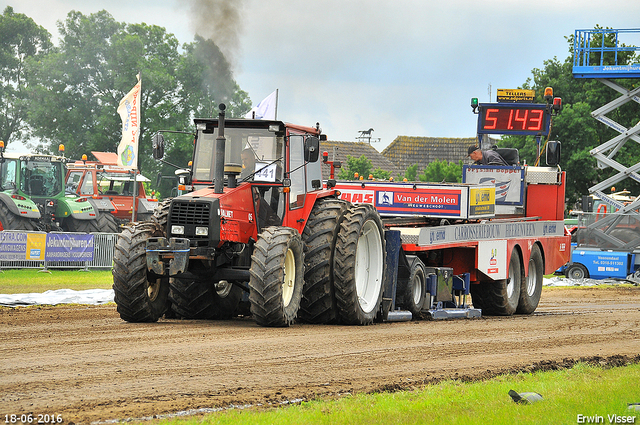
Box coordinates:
[0,151,99,231]
[152,110,324,238]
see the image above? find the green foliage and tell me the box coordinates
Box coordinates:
[337,155,372,180]
[0,6,52,146]
[398,163,419,181]
[501,27,640,206]
[15,9,252,199]
[372,167,391,180]
[418,159,462,183]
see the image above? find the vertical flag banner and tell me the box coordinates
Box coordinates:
[117,74,141,169]
[244,89,278,120]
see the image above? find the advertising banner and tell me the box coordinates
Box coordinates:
[463,165,525,205]
[0,232,94,262]
[45,233,95,262]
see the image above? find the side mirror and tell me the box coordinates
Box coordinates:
[152,133,165,160]
[546,141,561,166]
[304,136,320,162]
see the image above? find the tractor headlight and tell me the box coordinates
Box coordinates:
[195,226,209,236]
[171,225,185,235]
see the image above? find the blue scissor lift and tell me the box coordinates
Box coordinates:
[568,28,640,278]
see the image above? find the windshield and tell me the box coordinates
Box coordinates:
[193,127,284,183]
[96,171,136,195]
[19,158,63,197]
[0,159,18,191]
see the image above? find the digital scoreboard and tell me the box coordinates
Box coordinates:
[476,104,552,136]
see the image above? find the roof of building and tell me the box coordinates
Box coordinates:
[320,140,401,179]
[381,136,479,172]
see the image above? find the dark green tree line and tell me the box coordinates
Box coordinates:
[0,6,52,145]
[1,7,252,197]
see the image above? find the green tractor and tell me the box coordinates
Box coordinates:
[0,147,112,232]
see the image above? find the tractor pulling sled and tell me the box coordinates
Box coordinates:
[112,94,570,326]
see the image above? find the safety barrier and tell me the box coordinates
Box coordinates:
[0,232,118,270]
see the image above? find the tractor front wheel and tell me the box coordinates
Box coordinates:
[112,222,169,322]
[169,278,242,319]
[249,226,304,327]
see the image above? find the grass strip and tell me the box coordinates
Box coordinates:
[0,269,113,293]
[156,362,640,425]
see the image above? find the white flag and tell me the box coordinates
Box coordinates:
[117,75,141,169]
[244,89,278,120]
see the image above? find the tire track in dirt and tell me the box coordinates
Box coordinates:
[0,287,639,424]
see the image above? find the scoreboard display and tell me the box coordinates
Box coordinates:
[476,104,551,136]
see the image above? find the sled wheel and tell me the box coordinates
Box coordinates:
[249,226,304,327]
[567,263,589,280]
[0,201,37,231]
[473,248,522,316]
[299,198,349,324]
[112,222,169,322]
[517,244,543,314]
[397,255,428,317]
[333,204,386,325]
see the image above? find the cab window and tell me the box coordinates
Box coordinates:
[289,135,305,209]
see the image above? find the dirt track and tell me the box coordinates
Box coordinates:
[2,286,640,424]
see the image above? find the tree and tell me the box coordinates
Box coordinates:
[397,163,419,181]
[337,155,372,180]
[23,10,252,198]
[500,27,640,206]
[0,6,52,147]
[418,159,462,183]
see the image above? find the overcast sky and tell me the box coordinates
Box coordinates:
[5,0,640,152]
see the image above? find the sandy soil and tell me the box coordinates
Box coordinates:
[1,286,639,424]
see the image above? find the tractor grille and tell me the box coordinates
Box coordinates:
[171,201,211,226]
[168,198,220,247]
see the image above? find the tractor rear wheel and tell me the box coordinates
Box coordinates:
[471,248,522,316]
[517,245,543,314]
[63,213,118,233]
[249,226,304,327]
[169,278,242,319]
[299,198,349,324]
[0,201,37,231]
[96,212,119,233]
[333,204,386,325]
[397,255,428,316]
[112,221,169,322]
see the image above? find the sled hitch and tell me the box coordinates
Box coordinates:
[146,237,190,276]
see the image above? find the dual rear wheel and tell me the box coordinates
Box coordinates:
[248,204,388,327]
[470,245,543,316]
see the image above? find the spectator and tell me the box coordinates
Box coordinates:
[468,145,509,166]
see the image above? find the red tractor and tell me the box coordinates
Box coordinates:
[112,104,386,326]
[66,152,159,230]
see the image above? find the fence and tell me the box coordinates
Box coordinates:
[0,232,118,270]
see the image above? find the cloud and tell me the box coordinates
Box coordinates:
[6,0,640,151]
